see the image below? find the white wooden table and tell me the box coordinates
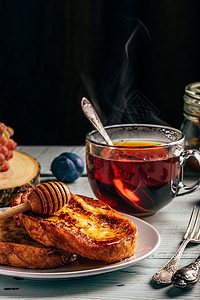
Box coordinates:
[0,145,200,300]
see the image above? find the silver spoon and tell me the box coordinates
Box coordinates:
[172,255,200,289]
[81,97,113,146]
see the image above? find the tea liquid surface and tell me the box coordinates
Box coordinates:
[87,139,180,216]
[113,140,163,147]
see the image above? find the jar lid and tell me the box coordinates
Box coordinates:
[185,82,200,100]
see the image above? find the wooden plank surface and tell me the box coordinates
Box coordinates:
[0,146,200,300]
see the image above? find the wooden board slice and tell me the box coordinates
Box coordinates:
[0,150,40,207]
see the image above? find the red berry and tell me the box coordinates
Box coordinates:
[1,160,9,171]
[0,123,6,136]
[5,151,13,161]
[0,146,8,157]
[0,153,5,164]
[6,139,17,150]
[0,135,7,146]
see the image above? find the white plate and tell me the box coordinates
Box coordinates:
[0,213,160,280]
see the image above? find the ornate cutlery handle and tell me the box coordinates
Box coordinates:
[152,239,189,285]
[172,255,200,288]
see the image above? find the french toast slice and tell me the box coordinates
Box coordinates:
[14,190,138,263]
[0,215,77,269]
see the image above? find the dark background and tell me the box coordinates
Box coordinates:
[0,0,200,145]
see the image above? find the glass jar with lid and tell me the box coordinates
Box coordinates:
[180,82,200,172]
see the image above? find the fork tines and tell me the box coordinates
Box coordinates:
[184,206,200,242]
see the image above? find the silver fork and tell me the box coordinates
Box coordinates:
[152,206,200,285]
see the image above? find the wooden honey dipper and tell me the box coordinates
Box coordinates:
[0,181,71,220]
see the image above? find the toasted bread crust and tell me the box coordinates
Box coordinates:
[0,217,77,269]
[15,192,138,263]
[0,241,76,269]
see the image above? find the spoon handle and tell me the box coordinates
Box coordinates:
[81,97,113,146]
[152,239,189,285]
[172,255,200,288]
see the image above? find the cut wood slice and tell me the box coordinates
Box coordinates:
[0,150,40,207]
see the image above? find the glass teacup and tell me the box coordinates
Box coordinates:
[86,124,200,217]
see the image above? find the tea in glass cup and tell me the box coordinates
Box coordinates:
[86,124,200,216]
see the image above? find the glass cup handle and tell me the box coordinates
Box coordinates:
[176,149,200,196]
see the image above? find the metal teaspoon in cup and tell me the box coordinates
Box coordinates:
[81,97,113,146]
